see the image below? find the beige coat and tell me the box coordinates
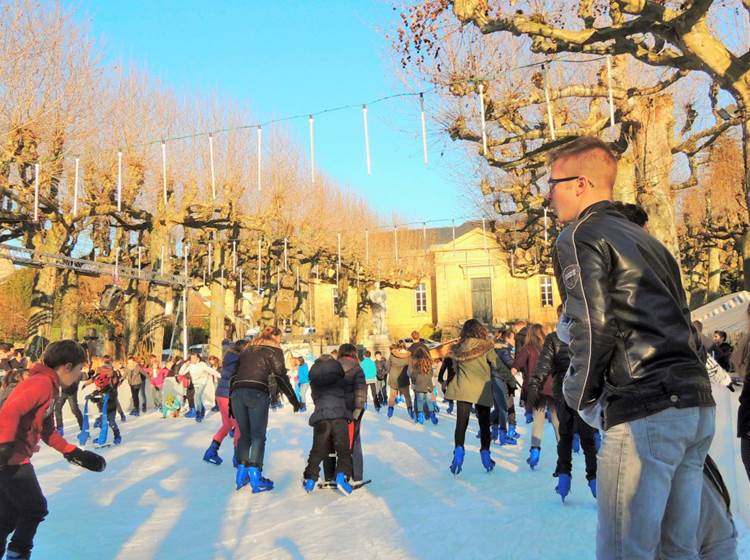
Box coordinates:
[445,338,499,407]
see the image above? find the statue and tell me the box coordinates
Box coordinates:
[367,282,388,336]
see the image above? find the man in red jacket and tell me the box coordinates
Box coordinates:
[0,340,106,560]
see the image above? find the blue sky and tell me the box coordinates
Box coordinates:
[68,0,473,225]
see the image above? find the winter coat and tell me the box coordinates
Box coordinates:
[308,356,351,426]
[709,342,733,372]
[124,365,143,387]
[409,365,434,394]
[527,332,569,409]
[297,362,310,385]
[515,326,528,355]
[146,366,167,390]
[231,343,300,409]
[445,338,499,407]
[490,348,516,388]
[360,358,377,383]
[338,356,366,414]
[179,361,220,387]
[437,357,455,389]
[495,343,514,370]
[513,345,541,403]
[375,358,388,382]
[731,333,750,377]
[0,363,76,465]
[739,369,750,438]
[386,351,410,390]
[217,348,241,399]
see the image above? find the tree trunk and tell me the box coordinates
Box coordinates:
[355,282,371,345]
[209,275,226,359]
[627,95,681,261]
[123,279,140,355]
[142,226,172,354]
[336,271,350,344]
[59,270,80,340]
[26,225,66,346]
[707,245,722,302]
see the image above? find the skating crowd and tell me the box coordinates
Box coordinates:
[1,137,750,559]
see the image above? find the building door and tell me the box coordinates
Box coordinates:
[471,277,492,325]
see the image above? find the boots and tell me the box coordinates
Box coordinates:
[203,440,223,465]
[446,401,454,414]
[556,473,572,502]
[449,446,465,475]
[113,430,122,445]
[248,467,273,493]
[303,478,316,493]
[416,411,425,424]
[407,406,415,420]
[429,411,439,425]
[185,408,196,418]
[480,449,495,472]
[527,446,541,469]
[490,424,499,442]
[497,429,517,445]
[507,424,520,440]
[335,472,353,496]
[387,406,394,418]
[588,478,597,498]
[236,464,251,490]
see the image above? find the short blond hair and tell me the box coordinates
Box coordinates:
[548,136,617,189]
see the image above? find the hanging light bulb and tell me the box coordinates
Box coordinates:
[420,93,428,165]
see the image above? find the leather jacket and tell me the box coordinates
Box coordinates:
[527,332,569,407]
[231,344,299,409]
[553,200,714,429]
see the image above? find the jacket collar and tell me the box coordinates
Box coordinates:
[29,362,61,391]
[449,338,494,362]
[578,199,613,220]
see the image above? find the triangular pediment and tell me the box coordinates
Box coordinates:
[431,227,500,252]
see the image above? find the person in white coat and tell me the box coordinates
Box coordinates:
[179,353,220,423]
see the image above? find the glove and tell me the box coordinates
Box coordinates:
[0,442,14,467]
[727,381,736,392]
[64,447,107,472]
[352,408,363,422]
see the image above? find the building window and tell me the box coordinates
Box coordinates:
[332,287,339,313]
[415,282,427,313]
[540,275,554,308]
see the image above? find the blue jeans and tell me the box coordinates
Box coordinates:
[414,392,434,415]
[489,376,508,431]
[597,405,715,560]
[298,383,309,407]
[231,388,271,468]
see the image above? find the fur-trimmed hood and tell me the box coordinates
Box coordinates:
[391,347,410,359]
[449,337,494,362]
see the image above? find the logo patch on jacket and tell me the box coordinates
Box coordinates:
[563,264,581,290]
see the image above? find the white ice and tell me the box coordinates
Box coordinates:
[33,400,750,560]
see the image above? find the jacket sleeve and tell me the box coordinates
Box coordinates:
[269,349,300,408]
[0,379,44,444]
[554,224,618,412]
[353,368,367,411]
[512,347,527,372]
[527,334,555,407]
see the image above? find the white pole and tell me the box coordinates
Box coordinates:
[208,243,213,282]
[161,140,168,206]
[232,241,237,273]
[33,162,40,222]
[543,65,557,140]
[257,238,262,293]
[309,115,316,184]
[73,157,79,217]
[183,244,189,357]
[208,133,216,201]
[543,207,549,245]
[256,126,262,192]
[137,246,142,278]
[117,150,123,212]
[478,83,488,156]
[420,93,429,165]
[606,55,616,129]
[239,268,244,294]
[362,105,371,175]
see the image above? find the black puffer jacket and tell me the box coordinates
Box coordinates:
[338,356,366,415]
[308,355,351,426]
[553,200,713,429]
[739,370,750,438]
[231,343,300,409]
[527,332,569,408]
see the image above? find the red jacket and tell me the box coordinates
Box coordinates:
[0,362,76,464]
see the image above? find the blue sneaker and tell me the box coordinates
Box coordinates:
[303,479,316,493]
[248,467,273,493]
[387,406,394,418]
[113,433,122,445]
[572,433,581,453]
[449,446,465,475]
[430,411,439,425]
[507,425,520,440]
[556,474,572,502]
[498,429,517,445]
[335,472,353,496]
[185,408,196,418]
[525,410,534,424]
[203,440,223,465]
[236,464,251,490]
[480,449,495,472]
[527,447,540,469]
[588,478,597,498]
[416,411,425,424]
[446,401,454,414]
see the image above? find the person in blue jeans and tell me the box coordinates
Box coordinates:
[296,357,310,412]
[549,137,715,559]
[230,327,300,492]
